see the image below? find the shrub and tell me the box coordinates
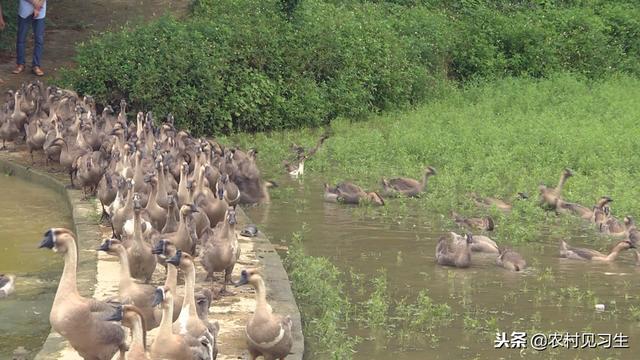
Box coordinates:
[60,0,640,134]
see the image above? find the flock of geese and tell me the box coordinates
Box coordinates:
[0,81,291,360]
[1,80,639,359]
[318,164,639,271]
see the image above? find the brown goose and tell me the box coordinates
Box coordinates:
[381,166,436,198]
[201,208,240,296]
[323,182,385,206]
[97,239,161,330]
[539,168,573,210]
[25,119,46,163]
[435,232,472,268]
[39,229,127,359]
[470,192,528,212]
[496,248,527,271]
[451,212,495,231]
[106,305,150,360]
[167,251,218,360]
[235,269,293,360]
[559,239,634,262]
[149,286,192,360]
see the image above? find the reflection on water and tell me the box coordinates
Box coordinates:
[0,175,71,359]
[247,177,640,360]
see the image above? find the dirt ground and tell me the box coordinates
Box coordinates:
[0,0,189,93]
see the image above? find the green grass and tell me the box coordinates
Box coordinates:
[222,73,640,244]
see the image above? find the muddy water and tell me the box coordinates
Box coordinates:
[247,177,640,360]
[0,175,72,359]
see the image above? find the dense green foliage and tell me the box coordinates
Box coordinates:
[0,0,18,51]
[223,74,640,243]
[285,231,358,359]
[60,0,640,134]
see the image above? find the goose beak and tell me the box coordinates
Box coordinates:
[167,250,182,266]
[104,305,124,322]
[38,229,55,249]
[152,288,165,307]
[151,241,165,255]
[234,271,249,287]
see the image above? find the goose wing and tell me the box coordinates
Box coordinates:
[567,246,599,260]
[247,315,290,350]
[388,177,420,191]
[336,182,363,194]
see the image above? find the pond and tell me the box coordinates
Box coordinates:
[247,177,640,360]
[0,174,72,359]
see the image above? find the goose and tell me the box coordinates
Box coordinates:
[235,269,293,360]
[25,119,46,163]
[97,171,119,220]
[106,305,150,360]
[97,239,161,330]
[451,212,495,231]
[0,274,16,298]
[539,168,573,210]
[283,157,305,177]
[150,286,192,360]
[155,159,172,209]
[323,182,385,206]
[164,204,199,255]
[381,166,436,198]
[43,118,64,164]
[559,239,635,262]
[559,196,613,221]
[112,179,135,238]
[470,192,528,212]
[496,248,527,271]
[127,197,157,283]
[167,251,218,360]
[0,104,21,150]
[435,232,472,268]
[217,173,241,208]
[39,228,127,359]
[55,136,91,187]
[467,234,499,253]
[145,174,168,231]
[10,90,28,135]
[202,208,240,296]
[151,240,184,321]
[74,151,105,199]
[162,194,180,234]
[177,162,191,208]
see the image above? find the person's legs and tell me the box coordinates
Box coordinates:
[32,17,45,71]
[15,15,31,69]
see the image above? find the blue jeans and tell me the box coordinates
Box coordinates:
[16,15,45,67]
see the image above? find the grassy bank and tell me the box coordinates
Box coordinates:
[223,74,640,243]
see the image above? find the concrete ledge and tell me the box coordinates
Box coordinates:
[0,153,303,360]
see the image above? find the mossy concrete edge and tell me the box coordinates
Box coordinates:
[0,156,304,360]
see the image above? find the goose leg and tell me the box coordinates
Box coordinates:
[219,267,236,297]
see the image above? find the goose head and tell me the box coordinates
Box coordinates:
[366,192,385,206]
[516,192,528,200]
[152,286,172,308]
[563,168,574,178]
[39,228,76,254]
[234,268,263,287]
[425,166,437,176]
[152,239,175,256]
[166,250,194,270]
[179,204,199,218]
[97,238,123,255]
